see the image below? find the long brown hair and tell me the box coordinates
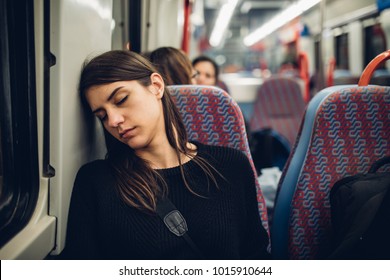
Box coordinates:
[79,50,218,213]
[148,47,193,85]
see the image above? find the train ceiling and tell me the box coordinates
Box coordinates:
[202,0,297,48]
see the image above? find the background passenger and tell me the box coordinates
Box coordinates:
[192,55,231,93]
[62,50,270,260]
[192,55,219,86]
[148,46,197,85]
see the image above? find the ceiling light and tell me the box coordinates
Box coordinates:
[209,0,239,47]
[244,0,321,46]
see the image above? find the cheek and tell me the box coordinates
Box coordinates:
[147,101,164,123]
[129,99,161,124]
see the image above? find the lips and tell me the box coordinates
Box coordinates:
[119,127,136,139]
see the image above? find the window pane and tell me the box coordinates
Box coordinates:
[0,126,2,194]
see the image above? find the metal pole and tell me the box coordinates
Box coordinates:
[317,0,326,91]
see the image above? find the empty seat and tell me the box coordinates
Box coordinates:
[272,84,390,259]
[371,75,390,86]
[333,76,360,85]
[249,76,306,148]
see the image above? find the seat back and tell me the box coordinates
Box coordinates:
[333,76,360,85]
[249,76,306,147]
[371,75,390,86]
[272,85,390,259]
[168,85,269,233]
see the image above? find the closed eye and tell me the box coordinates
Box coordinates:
[97,114,107,121]
[116,96,128,105]
[93,109,107,121]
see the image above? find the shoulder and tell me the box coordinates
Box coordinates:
[77,159,110,173]
[72,159,116,201]
[75,159,113,183]
[194,141,250,168]
[193,142,257,195]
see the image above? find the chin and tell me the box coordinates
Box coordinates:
[125,138,148,151]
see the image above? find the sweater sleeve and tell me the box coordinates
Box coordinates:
[60,165,102,259]
[237,153,271,259]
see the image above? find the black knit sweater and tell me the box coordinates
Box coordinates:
[62,142,270,259]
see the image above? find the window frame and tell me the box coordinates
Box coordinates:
[0,0,39,248]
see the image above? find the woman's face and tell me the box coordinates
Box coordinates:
[85,74,166,151]
[193,61,216,86]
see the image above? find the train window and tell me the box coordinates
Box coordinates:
[0,128,2,192]
[335,33,349,70]
[364,22,387,67]
[0,0,39,247]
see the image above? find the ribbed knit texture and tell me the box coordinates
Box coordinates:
[62,141,270,259]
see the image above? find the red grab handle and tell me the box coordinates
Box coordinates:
[358,50,390,86]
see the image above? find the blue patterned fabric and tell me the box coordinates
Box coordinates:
[168,85,269,234]
[273,85,390,259]
[250,76,306,147]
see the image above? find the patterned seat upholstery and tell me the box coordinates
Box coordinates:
[249,76,306,147]
[168,85,269,233]
[272,85,390,259]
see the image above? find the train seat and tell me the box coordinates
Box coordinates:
[333,76,360,85]
[272,84,390,259]
[373,69,390,77]
[372,69,390,86]
[249,76,306,148]
[168,85,269,233]
[332,69,360,85]
[371,75,390,86]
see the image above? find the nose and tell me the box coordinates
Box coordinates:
[196,74,204,84]
[106,110,124,128]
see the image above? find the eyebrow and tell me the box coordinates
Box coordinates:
[91,86,124,114]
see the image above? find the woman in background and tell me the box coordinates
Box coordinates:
[192,55,219,86]
[147,46,198,85]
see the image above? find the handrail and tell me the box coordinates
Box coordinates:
[358,50,390,86]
